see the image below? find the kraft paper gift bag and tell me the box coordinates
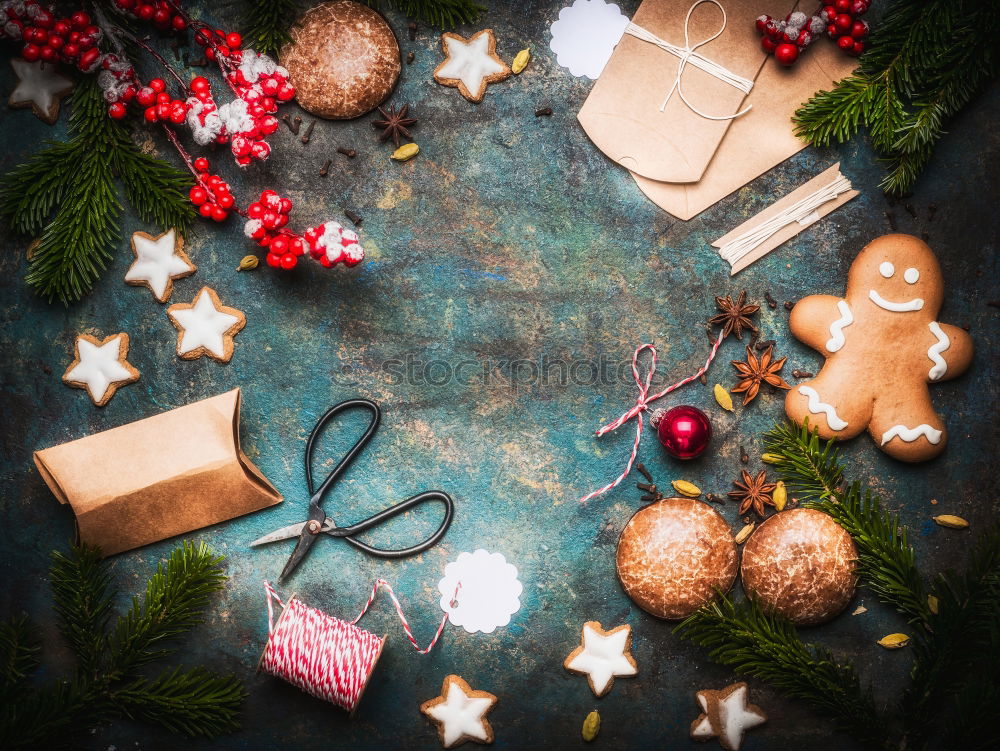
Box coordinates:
[577,0,798,183]
[34,388,282,556]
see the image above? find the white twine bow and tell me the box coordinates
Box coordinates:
[624,0,754,120]
[717,174,854,269]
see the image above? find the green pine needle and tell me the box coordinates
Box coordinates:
[676,597,888,749]
[0,76,193,304]
[763,419,843,502]
[793,0,999,195]
[0,542,242,746]
[365,0,484,28]
[238,0,300,58]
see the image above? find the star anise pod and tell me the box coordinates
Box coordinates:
[372,104,417,146]
[731,344,791,405]
[709,290,760,340]
[728,469,777,517]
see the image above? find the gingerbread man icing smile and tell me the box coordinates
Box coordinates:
[785,234,973,462]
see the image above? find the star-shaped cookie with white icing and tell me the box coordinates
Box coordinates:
[9,59,74,125]
[63,333,140,406]
[420,674,496,748]
[433,30,510,103]
[126,228,196,303]
[166,286,246,362]
[563,621,638,697]
[690,682,767,751]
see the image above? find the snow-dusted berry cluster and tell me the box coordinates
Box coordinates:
[756,0,869,67]
[244,191,364,271]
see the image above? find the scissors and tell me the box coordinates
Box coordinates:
[250,398,454,582]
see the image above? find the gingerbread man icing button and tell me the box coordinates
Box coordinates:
[785,234,973,462]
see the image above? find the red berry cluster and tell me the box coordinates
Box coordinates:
[111,0,187,32]
[244,191,307,270]
[189,157,234,222]
[821,0,869,57]
[304,223,365,269]
[129,77,187,123]
[194,26,243,62]
[2,3,104,70]
[756,0,868,67]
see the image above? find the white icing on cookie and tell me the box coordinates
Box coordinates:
[798,386,848,430]
[565,623,637,695]
[926,321,949,381]
[879,261,894,278]
[126,229,194,301]
[64,335,134,403]
[881,424,942,446]
[904,267,920,284]
[438,32,506,97]
[423,679,494,746]
[168,289,242,357]
[825,300,853,353]
[9,59,74,123]
[869,289,924,312]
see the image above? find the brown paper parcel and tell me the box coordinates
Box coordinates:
[577,0,796,183]
[630,26,859,220]
[33,388,282,556]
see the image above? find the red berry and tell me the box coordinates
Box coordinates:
[169,107,186,124]
[774,43,799,66]
[116,0,136,9]
[851,0,869,14]
[153,8,170,27]
[279,254,297,270]
[261,211,279,229]
[62,43,79,58]
[259,115,279,135]
[279,198,292,214]
[225,32,242,49]
[837,34,855,52]
[189,186,208,205]
[834,0,851,11]
[193,157,210,172]
[78,47,100,70]
[39,46,56,62]
[22,44,41,62]
[205,46,216,61]
[53,20,71,36]
[266,253,281,268]
[755,15,768,33]
[850,20,868,39]
[835,13,853,32]
[121,86,136,102]
[137,4,154,21]
[248,203,264,219]
[149,78,166,93]
[211,205,228,222]
[289,237,305,256]
[822,5,837,19]
[70,11,90,30]
[108,102,127,119]
[35,10,54,29]
[851,40,864,56]
[172,15,187,32]
[136,87,155,107]
[199,202,214,218]
[270,235,289,254]
[155,102,170,119]
[761,37,777,54]
[276,83,295,101]
[143,106,158,122]
[48,34,64,50]
[217,193,234,209]
[190,76,209,93]
[212,182,230,196]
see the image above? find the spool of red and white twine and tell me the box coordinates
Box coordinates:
[579,333,724,503]
[260,579,457,712]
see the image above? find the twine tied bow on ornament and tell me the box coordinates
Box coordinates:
[624,0,754,120]
[579,333,724,503]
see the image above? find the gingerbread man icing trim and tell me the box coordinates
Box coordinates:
[785,234,973,463]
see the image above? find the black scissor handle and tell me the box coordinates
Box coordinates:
[306,399,381,502]
[328,490,455,559]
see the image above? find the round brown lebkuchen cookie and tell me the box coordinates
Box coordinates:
[280,1,400,120]
[616,498,737,620]
[741,508,857,626]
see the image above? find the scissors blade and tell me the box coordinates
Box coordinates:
[249,522,309,547]
[278,529,320,582]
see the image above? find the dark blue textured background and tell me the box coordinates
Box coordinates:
[1,2,998,749]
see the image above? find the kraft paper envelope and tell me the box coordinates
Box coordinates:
[34,388,282,556]
[631,36,859,220]
[578,0,796,183]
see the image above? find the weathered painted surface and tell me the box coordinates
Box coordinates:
[1,2,998,749]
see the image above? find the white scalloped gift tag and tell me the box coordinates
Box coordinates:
[438,550,522,634]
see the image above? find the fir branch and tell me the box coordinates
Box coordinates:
[115,667,246,737]
[0,678,100,749]
[676,597,889,749]
[109,542,227,676]
[238,0,300,58]
[806,486,929,627]
[902,523,1000,750]
[49,545,114,678]
[0,615,40,695]
[763,419,843,502]
[0,76,193,304]
[365,0,484,28]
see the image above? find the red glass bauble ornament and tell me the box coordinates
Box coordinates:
[656,406,712,460]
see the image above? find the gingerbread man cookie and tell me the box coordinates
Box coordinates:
[785,234,973,462]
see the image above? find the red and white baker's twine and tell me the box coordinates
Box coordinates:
[262,579,458,711]
[578,332,725,503]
